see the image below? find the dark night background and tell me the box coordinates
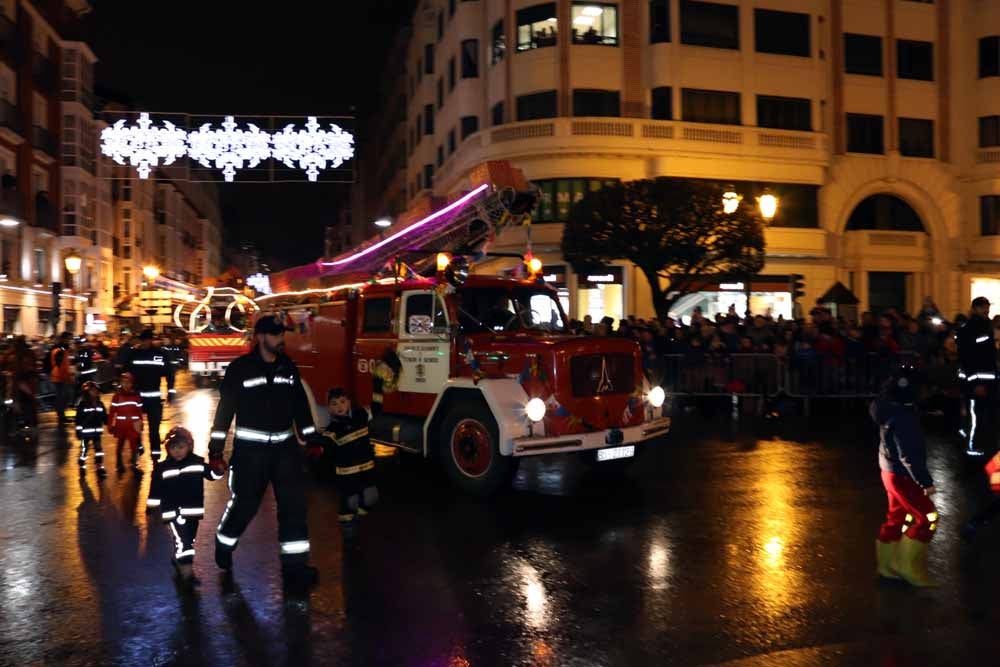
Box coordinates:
[91,1,416,270]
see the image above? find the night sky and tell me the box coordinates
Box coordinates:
[91,1,415,270]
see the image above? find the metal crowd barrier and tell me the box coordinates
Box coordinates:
[652,351,930,416]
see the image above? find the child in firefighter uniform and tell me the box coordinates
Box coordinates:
[871,365,939,587]
[107,372,144,470]
[147,427,223,585]
[75,381,107,475]
[311,388,378,524]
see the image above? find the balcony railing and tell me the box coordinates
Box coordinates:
[32,125,56,156]
[0,99,22,136]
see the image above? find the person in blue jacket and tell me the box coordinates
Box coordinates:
[871,363,938,587]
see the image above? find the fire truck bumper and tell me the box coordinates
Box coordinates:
[188,361,230,376]
[510,417,671,457]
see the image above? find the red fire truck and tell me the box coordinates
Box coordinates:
[259,162,670,495]
[176,287,255,386]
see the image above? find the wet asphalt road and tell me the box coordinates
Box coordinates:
[2,377,1000,666]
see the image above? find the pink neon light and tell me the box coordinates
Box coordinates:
[321,183,490,267]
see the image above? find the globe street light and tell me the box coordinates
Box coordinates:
[64,250,82,276]
[0,215,21,228]
[757,191,779,221]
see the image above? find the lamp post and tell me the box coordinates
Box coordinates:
[721,188,780,221]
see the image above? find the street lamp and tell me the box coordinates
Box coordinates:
[374,217,392,229]
[757,191,779,221]
[722,190,742,214]
[64,250,82,277]
[0,215,20,228]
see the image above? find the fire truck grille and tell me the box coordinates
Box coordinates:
[569,354,634,397]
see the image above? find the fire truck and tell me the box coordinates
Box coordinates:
[175,286,255,386]
[259,162,670,495]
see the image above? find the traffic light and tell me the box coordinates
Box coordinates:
[790,274,805,301]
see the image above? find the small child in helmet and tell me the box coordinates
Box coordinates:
[108,372,144,470]
[74,380,107,476]
[309,388,378,528]
[147,426,224,586]
[871,363,939,587]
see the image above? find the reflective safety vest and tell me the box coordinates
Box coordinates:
[50,346,71,384]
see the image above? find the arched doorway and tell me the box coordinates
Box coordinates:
[844,194,928,314]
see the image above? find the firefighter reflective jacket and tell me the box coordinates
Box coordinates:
[209,349,316,456]
[76,346,97,381]
[108,390,143,437]
[146,453,219,521]
[126,346,174,401]
[871,397,934,489]
[956,314,997,384]
[74,396,107,440]
[320,407,375,481]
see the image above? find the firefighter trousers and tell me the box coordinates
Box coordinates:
[878,471,938,543]
[79,437,103,467]
[142,399,163,457]
[169,516,199,565]
[963,381,997,454]
[216,441,310,565]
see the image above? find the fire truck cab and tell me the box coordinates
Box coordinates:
[268,273,670,495]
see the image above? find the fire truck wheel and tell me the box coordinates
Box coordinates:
[440,404,517,496]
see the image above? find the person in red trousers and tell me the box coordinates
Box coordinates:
[108,372,144,471]
[871,364,938,587]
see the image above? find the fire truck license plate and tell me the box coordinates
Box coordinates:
[597,446,634,462]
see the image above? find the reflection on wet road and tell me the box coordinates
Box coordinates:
[1,376,999,666]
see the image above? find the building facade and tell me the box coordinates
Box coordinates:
[360,0,1000,323]
[0,1,223,336]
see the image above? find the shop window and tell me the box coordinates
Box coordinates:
[981,196,1000,236]
[362,298,393,333]
[844,33,882,76]
[517,3,558,51]
[492,20,506,64]
[517,90,557,121]
[756,95,811,131]
[532,177,619,222]
[571,3,618,46]
[682,88,740,125]
[491,102,504,126]
[650,0,670,43]
[979,36,1000,78]
[846,113,884,154]
[680,0,739,50]
[980,115,1000,147]
[461,39,479,78]
[754,9,810,57]
[651,87,672,120]
[461,115,479,138]
[898,118,934,157]
[897,39,933,81]
[572,89,620,117]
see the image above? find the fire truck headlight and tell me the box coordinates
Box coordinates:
[648,386,666,408]
[525,397,546,423]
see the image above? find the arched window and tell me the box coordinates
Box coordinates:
[846,194,925,232]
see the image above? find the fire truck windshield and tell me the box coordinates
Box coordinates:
[457,286,567,334]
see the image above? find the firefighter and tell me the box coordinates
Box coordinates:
[108,372,144,470]
[126,329,174,461]
[871,364,938,587]
[312,388,378,526]
[146,427,223,587]
[75,339,98,393]
[956,296,997,457]
[75,380,107,476]
[208,315,319,590]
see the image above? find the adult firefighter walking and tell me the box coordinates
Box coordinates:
[956,297,997,457]
[125,329,174,461]
[208,315,319,589]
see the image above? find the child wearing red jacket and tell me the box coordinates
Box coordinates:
[108,372,144,470]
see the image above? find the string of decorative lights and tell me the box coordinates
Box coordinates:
[100,113,355,183]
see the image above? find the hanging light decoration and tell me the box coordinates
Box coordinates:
[187,116,272,182]
[271,117,356,182]
[100,112,188,179]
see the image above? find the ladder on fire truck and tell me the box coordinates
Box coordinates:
[266,161,538,295]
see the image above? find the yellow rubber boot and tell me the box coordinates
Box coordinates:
[894,536,938,587]
[875,540,900,580]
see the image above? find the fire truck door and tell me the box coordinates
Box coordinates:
[397,291,450,398]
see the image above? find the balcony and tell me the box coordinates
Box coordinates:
[0,99,23,142]
[434,117,831,192]
[32,54,57,91]
[61,87,98,112]
[31,125,56,157]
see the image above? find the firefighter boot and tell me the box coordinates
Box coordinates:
[875,540,900,580]
[215,540,233,571]
[894,536,938,587]
[282,564,319,592]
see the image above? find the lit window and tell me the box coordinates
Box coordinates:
[571,3,618,46]
[517,3,558,52]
